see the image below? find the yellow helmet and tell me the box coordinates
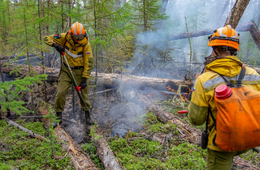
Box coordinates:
[68,22,86,41]
[208,25,239,51]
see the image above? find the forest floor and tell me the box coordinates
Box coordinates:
[1,79,260,169]
[1,107,260,169]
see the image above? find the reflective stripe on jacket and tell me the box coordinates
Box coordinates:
[188,56,260,151]
[43,33,93,78]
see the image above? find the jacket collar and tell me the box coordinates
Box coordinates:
[205,56,243,77]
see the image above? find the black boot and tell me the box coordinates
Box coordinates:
[85,111,95,125]
[53,112,62,128]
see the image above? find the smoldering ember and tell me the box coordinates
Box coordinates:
[1,0,260,169]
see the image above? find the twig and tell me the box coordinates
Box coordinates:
[5,118,46,141]
[129,57,145,75]
[177,128,184,135]
[116,133,123,138]
[19,116,77,125]
[185,17,193,82]
[88,89,114,97]
[145,131,155,140]
[17,134,27,140]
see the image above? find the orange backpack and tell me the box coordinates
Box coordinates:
[211,66,260,151]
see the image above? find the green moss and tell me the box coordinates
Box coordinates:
[144,112,177,133]
[0,120,71,169]
[167,143,207,169]
[109,137,207,170]
[81,142,104,169]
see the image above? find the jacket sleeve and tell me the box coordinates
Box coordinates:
[82,42,94,78]
[188,76,209,126]
[43,33,66,47]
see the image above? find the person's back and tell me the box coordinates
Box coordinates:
[188,25,260,170]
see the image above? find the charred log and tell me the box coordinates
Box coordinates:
[54,126,99,170]
[95,72,192,92]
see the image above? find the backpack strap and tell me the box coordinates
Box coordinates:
[208,109,218,146]
[236,66,246,87]
[205,109,216,133]
[210,69,233,87]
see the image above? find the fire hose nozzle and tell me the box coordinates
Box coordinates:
[177,110,187,114]
[76,86,81,92]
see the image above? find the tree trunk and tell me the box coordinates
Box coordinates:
[38,0,47,102]
[0,61,10,119]
[224,0,251,28]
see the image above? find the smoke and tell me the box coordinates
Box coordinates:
[94,0,260,138]
[127,0,260,78]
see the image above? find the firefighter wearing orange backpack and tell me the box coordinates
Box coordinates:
[44,22,94,127]
[188,25,260,170]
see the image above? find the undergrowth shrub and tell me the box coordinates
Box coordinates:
[144,112,177,134]
[109,137,207,170]
[0,120,71,169]
[80,123,104,169]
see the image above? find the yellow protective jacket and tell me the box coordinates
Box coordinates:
[44,33,93,78]
[188,56,260,151]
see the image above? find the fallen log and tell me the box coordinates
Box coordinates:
[2,65,192,92]
[140,94,201,145]
[5,118,46,141]
[123,91,201,145]
[94,132,125,170]
[94,72,192,92]
[54,126,99,170]
[170,22,255,41]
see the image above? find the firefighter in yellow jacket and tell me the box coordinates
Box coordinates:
[44,22,94,126]
[188,25,260,169]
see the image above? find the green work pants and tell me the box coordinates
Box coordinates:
[54,64,91,112]
[207,148,248,170]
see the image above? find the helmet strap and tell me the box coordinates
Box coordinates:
[213,47,220,59]
[229,48,237,56]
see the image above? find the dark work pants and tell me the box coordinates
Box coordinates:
[54,64,91,112]
[207,148,248,170]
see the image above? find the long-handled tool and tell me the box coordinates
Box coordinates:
[62,52,89,109]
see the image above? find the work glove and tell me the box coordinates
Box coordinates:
[79,77,87,89]
[52,43,64,55]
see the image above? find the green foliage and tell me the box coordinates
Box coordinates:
[166,143,207,169]
[0,120,71,169]
[81,122,104,169]
[131,0,167,32]
[240,148,260,168]
[158,85,190,115]
[109,137,207,170]
[144,112,177,133]
[0,74,47,115]
[81,142,104,169]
